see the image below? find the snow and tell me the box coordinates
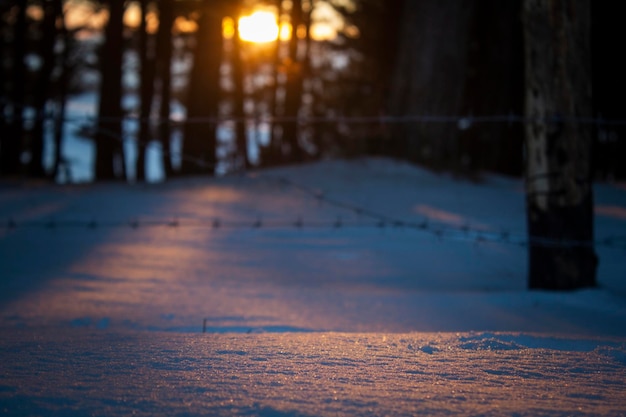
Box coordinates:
[2,331,625,417]
[1,157,626,416]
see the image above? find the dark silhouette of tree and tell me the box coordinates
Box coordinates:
[231,3,251,170]
[1,0,27,176]
[388,0,474,169]
[136,0,157,182]
[95,0,126,180]
[156,0,175,177]
[591,2,626,180]
[523,0,596,289]
[281,0,304,162]
[30,0,64,178]
[458,0,524,177]
[383,0,525,176]
[1,0,91,181]
[264,0,285,166]
[297,0,313,157]
[0,4,6,171]
[183,3,224,175]
[322,0,405,157]
[51,2,72,181]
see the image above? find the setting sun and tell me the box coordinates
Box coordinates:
[238,11,279,43]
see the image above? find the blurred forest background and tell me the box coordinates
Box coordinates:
[0,0,624,183]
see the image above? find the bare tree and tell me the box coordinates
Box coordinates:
[523,0,597,289]
[0,0,27,176]
[231,3,251,170]
[95,0,126,180]
[264,0,284,166]
[281,0,304,162]
[136,0,157,182]
[52,1,71,181]
[387,0,474,168]
[156,0,175,177]
[183,3,224,175]
[31,0,63,178]
[458,0,524,176]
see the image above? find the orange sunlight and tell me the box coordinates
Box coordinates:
[238,11,280,43]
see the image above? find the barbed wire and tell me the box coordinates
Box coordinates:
[2,214,624,250]
[2,110,624,250]
[261,175,626,250]
[3,170,625,251]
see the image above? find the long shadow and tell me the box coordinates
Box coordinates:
[0,182,185,307]
[0,183,97,305]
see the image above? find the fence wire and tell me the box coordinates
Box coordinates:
[1,112,624,250]
[3,175,626,252]
[3,214,625,250]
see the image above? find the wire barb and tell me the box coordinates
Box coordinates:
[0,215,623,250]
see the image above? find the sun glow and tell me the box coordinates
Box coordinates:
[238,11,280,43]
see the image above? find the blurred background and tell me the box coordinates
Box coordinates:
[0,0,624,184]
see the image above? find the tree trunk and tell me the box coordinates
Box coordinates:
[265,0,284,166]
[156,0,174,178]
[30,0,61,178]
[95,0,125,180]
[0,5,5,174]
[52,0,70,182]
[299,0,313,156]
[458,0,524,177]
[387,0,473,169]
[1,0,27,176]
[136,0,157,182]
[523,0,597,289]
[183,5,223,176]
[281,0,304,162]
[232,11,250,170]
[591,2,626,180]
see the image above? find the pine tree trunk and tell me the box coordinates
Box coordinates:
[136,0,157,182]
[523,0,597,289]
[30,0,60,178]
[53,0,70,181]
[0,6,5,174]
[265,0,284,166]
[232,13,250,170]
[95,0,125,180]
[458,0,524,176]
[183,5,223,175]
[1,0,27,176]
[387,0,473,169]
[282,0,304,162]
[156,0,174,177]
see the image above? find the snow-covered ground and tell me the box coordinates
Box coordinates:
[1,157,625,416]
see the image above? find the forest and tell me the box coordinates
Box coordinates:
[2,4,626,415]
[1,0,625,290]
[1,0,623,184]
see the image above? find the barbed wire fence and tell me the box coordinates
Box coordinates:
[2,112,626,251]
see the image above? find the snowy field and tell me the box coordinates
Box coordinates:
[1,157,626,416]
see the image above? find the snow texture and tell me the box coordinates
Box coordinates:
[2,330,626,417]
[1,157,626,416]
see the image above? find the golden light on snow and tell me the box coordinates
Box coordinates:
[238,11,280,43]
